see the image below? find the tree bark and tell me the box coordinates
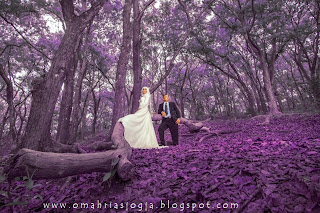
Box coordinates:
[20,0,104,151]
[91,89,101,135]
[179,60,188,118]
[131,0,156,112]
[151,114,204,132]
[69,23,91,144]
[109,0,132,137]
[227,60,256,116]
[4,148,132,181]
[6,119,134,181]
[260,55,280,114]
[131,0,143,114]
[16,103,27,139]
[0,64,17,142]
[56,49,78,144]
[0,107,9,142]
[80,91,89,140]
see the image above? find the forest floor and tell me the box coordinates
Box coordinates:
[0,113,320,213]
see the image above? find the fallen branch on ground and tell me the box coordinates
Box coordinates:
[198,129,242,142]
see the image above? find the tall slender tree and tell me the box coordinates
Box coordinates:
[131,0,155,113]
[109,0,133,138]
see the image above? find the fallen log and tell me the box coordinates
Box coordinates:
[4,148,133,181]
[4,121,133,181]
[152,114,204,132]
[82,141,116,152]
[4,115,206,181]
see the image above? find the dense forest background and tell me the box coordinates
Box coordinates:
[0,0,319,147]
[0,1,320,212]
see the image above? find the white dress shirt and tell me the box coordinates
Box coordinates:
[163,102,171,118]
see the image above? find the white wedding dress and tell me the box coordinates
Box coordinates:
[118,89,168,149]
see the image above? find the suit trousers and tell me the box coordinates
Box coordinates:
[158,117,179,145]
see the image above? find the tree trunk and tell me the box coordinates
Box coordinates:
[260,56,280,114]
[310,77,320,108]
[0,107,9,141]
[16,103,27,140]
[227,61,256,116]
[109,0,132,137]
[20,0,104,151]
[290,66,306,108]
[5,148,132,181]
[131,0,143,114]
[56,57,77,144]
[211,77,222,114]
[0,64,17,142]
[5,119,133,181]
[257,86,268,113]
[70,23,92,144]
[241,85,256,116]
[179,63,188,118]
[80,92,89,140]
[91,90,101,135]
[247,67,268,113]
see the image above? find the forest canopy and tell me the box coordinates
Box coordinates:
[0,0,319,144]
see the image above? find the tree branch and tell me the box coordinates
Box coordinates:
[80,0,105,23]
[149,0,215,94]
[0,44,24,57]
[0,64,11,88]
[0,14,51,60]
[138,0,156,21]
[60,0,76,23]
[89,62,115,91]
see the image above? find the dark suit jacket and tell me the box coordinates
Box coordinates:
[158,102,181,122]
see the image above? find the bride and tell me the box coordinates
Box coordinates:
[118,87,168,149]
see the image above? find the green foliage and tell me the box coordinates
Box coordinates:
[0,167,42,209]
[101,157,120,188]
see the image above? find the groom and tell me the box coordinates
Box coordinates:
[158,94,181,146]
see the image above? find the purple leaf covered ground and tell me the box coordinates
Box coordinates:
[1,114,320,212]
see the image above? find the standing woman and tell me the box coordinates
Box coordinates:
[118,87,167,149]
